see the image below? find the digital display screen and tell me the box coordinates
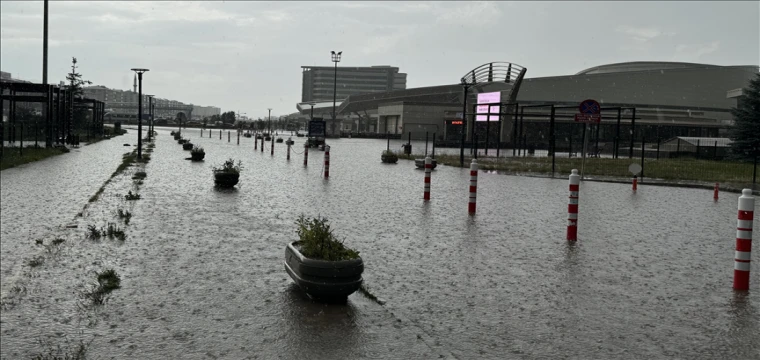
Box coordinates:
[476,105,500,121]
[477,91,501,104]
[476,92,501,121]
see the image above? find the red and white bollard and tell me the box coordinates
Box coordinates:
[304,143,308,167]
[287,141,291,161]
[270,137,274,156]
[567,169,580,241]
[632,175,638,191]
[468,159,478,214]
[714,183,719,201]
[255,135,258,150]
[323,145,330,178]
[261,137,264,152]
[423,156,432,200]
[734,189,754,291]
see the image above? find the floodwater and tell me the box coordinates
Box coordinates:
[1,126,758,359]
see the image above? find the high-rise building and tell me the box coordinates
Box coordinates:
[301,65,406,103]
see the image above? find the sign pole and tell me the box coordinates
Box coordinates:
[580,125,589,180]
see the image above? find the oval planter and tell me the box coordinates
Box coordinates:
[381,153,398,164]
[284,241,363,299]
[276,138,284,143]
[265,136,272,141]
[414,158,437,169]
[173,134,182,140]
[191,152,205,161]
[214,172,239,188]
[183,142,193,150]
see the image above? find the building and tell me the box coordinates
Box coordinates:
[330,61,759,143]
[301,65,406,103]
[192,105,221,120]
[83,85,220,121]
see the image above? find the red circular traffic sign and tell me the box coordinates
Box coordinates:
[579,99,601,115]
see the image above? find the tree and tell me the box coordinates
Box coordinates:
[729,73,760,159]
[66,57,92,135]
[65,57,92,99]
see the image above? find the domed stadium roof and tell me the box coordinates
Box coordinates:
[576,61,727,75]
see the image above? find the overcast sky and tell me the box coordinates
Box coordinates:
[1,1,758,118]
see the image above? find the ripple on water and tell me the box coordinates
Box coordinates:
[1,128,758,359]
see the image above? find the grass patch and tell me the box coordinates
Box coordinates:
[86,225,102,241]
[105,223,126,241]
[52,238,65,246]
[132,171,147,180]
[27,256,45,268]
[1,146,70,171]
[111,152,137,178]
[407,153,757,184]
[79,268,121,305]
[295,215,360,261]
[124,191,141,201]
[32,337,92,360]
[117,209,132,225]
[88,181,109,203]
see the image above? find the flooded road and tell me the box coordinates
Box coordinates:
[1,127,758,359]
[1,134,131,287]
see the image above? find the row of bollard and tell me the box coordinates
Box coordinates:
[422,164,753,290]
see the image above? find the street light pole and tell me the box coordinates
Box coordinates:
[43,0,48,85]
[268,108,272,133]
[146,95,154,140]
[131,68,149,159]
[331,50,342,137]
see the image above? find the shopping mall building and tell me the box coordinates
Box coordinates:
[294,61,758,144]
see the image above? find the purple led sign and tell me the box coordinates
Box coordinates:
[476,92,501,121]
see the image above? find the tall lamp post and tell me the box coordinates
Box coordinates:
[130,68,149,159]
[146,94,154,140]
[268,108,272,133]
[330,51,342,136]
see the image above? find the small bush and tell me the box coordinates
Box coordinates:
[191,145,205,154]
[212,158,243,174]
[52,238,66,246]
[80,268,121,306]
[105,223,126,241]
[295,215,359,261]
[124,191,141,201]
[132,171,147,180]
[117,209,132,224]
[97,269,121,292]
[27,256,45,268]
[87,225,102,240]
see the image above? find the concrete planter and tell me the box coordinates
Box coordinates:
[191,152,205,161]
[183,142,193,150]
[284,241,363,299]
[415,158,437,169]
[381,153,398,164]
[214,172,239,188]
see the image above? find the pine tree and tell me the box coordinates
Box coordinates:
[729,73,760,160]
[65,57,92,98]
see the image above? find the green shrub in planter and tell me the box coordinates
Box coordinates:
[212,158,241,187]
[191,146,205,161]
[381,150,398,164]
